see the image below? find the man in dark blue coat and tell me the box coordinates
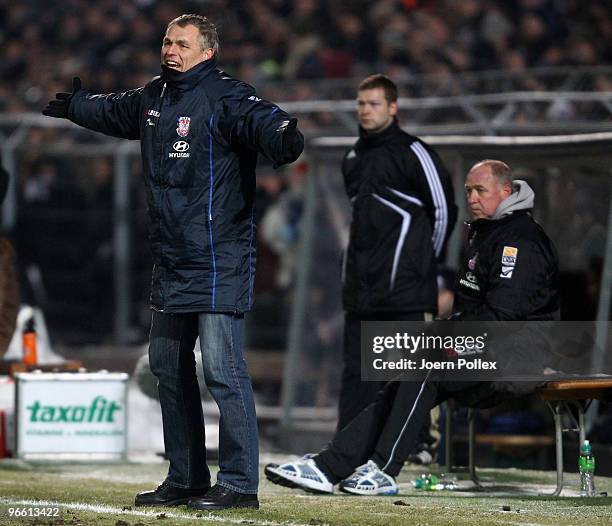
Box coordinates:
[43,14,304,510]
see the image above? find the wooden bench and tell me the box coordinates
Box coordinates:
[446,379,612,496]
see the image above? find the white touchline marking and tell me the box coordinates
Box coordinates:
[0,497,328,526]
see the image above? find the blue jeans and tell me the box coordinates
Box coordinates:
[148,311,259,494]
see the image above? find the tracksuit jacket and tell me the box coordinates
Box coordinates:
[453,180,560,322]
[68,58,303,313]
[341,119,457,314]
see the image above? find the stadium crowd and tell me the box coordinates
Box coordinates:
[2,0,611,346]
[1,0,612,112]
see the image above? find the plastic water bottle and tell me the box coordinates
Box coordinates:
[412,473,437,489]
[435,473,458,491]
[579,440,595,497]
[425,474,439,491]
[22,316,37,365]
[412,473,457,491]
[412,473,428,489]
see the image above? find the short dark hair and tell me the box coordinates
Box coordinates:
[167,14,219,54]
[471,159,513,186]
[358,74,398,103]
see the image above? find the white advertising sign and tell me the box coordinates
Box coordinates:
[16,372,128,459]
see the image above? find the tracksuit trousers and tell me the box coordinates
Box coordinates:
[316,378,488,482]
[337,311,431,430]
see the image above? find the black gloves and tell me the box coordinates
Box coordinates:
[283,118,303,152]
[42,77,82,118]
[274,117,304,168]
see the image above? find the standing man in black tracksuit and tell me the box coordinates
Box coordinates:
[265,159,559,496]
[43,14,303,510]
[338,74,457,432]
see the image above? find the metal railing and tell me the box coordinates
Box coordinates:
[4,89,610,139]
[2,87,612,345]
[258,66,612,100]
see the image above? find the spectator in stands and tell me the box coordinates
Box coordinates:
[260,161,306,290]
[82,158,114,331]
[17,160,87,275]
[1,0,611,112]
[264,159,560,496]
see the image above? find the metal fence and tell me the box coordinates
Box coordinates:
[1,90,611,352]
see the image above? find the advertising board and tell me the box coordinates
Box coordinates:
[15,372,128,459]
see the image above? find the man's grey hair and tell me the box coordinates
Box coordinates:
[471,159,513,187]
[167,14,219,55]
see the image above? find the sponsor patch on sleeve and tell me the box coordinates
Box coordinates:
[500,246,518,279]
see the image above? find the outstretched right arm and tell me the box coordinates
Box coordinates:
[43,77,143,140]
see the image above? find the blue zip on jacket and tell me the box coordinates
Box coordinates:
[68,59,304,313]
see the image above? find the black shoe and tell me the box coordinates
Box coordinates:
[134,480,210,507]
[188,484,259,510]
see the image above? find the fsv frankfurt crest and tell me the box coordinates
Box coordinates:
[176,116,191,137]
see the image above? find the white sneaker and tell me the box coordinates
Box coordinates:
[264,457,334,494]
[407,449,434,466]
[339,460,398,496]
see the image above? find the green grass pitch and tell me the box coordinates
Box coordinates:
[0,460,611,525]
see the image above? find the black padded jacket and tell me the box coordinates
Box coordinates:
[68,58,303,313]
